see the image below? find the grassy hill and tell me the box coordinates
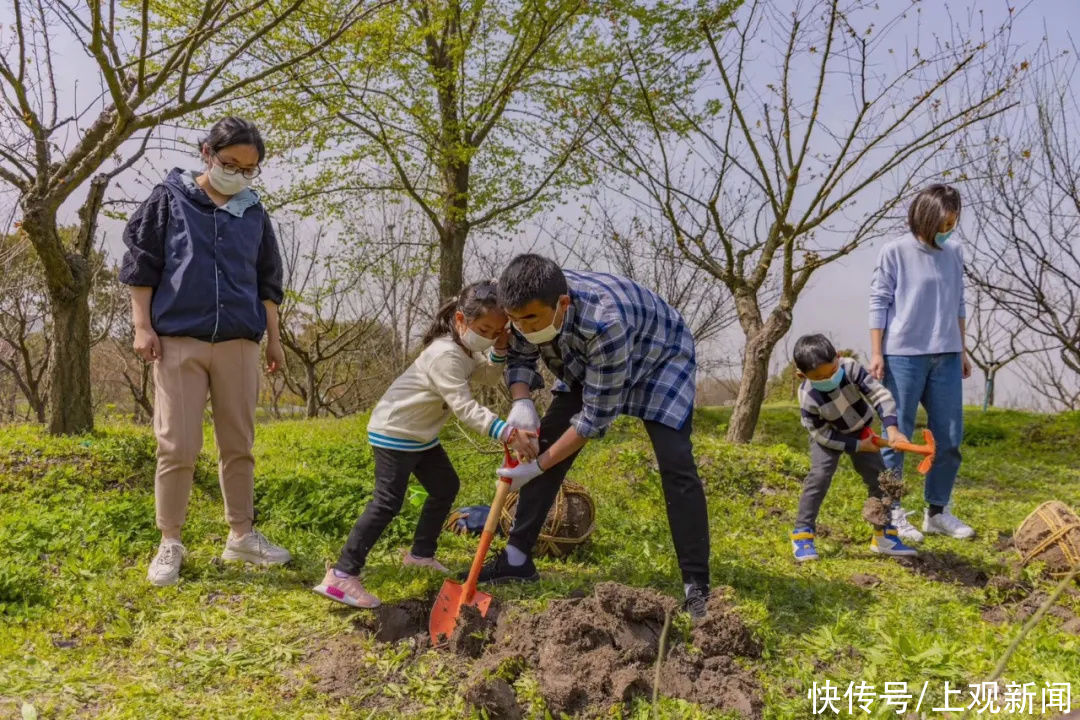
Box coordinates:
[1,407,1079,718]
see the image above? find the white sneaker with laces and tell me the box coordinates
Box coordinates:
[923,507,975,539]
[221,529,291,565]
[890,505,924,543]
[148,540,187,586]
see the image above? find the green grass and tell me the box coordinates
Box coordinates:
[2,406,1079,718]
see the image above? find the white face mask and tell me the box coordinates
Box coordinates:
[461,326,494,353]
[516,301,566,345]
[207,162,253,196]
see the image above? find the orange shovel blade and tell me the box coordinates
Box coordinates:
[429,578,492,646]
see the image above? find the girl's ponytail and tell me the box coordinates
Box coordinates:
[423,296,459,346]
[421,280,500,347]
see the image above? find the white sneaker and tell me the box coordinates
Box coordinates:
[890,506,924,543]
[148,541,187,586]
[221,529,291,565]
[923,508,975,539]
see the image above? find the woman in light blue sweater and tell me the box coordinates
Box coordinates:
[868,184,974,543]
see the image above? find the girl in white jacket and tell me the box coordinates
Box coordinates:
[314,281,533,608]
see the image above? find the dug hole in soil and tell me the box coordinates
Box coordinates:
[463,582,763,719]
[312,582,764,719]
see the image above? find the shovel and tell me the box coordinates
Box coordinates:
[429,444,518,646]
[861,426,937,474]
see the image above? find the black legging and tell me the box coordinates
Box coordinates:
[336,445,459,575]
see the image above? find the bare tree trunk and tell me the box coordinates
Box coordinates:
[438,165,470,300]
[727,302,791,444]
[22,201,96,434]
[439,223,468,301]
[48,289,93,433]
[305,361,318,418]
[983,367,997,410]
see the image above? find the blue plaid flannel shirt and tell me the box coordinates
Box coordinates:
[505,270,697,438]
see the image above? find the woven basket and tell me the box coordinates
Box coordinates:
[499,480,596,558]
[1015,501,1080,577]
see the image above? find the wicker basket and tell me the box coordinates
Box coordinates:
[1015,501,1080,577]
[499,480,596,558]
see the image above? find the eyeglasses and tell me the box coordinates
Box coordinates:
[213,153,261,179]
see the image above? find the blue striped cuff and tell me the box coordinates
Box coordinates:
[488,418,508,440]
[489,350,507,363]
[368,431,440,452]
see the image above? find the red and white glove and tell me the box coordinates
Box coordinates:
[497,458,545,492]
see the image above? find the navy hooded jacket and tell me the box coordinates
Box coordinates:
[119,168,283,343]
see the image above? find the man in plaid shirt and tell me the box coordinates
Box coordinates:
[476,254,711,618]
[791,334,916,563]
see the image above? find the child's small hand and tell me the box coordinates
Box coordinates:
[506,427,539,462]
[885,426,908,445]
[857,436,881,453]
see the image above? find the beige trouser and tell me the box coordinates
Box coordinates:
[153,336,260,537]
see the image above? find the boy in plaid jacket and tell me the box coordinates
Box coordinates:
[792,334,918,562]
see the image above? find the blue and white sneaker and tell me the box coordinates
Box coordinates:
[871,525,918,557]
[791,528,819,562]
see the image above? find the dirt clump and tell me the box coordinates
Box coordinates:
[464,676,522,719]
[861,497,890,527]
[851,573,882,589]
[448,602,500,658]
[464,582,763,718]
[877,469,905,504]
[862,471,906,527]
[350,598,431,643]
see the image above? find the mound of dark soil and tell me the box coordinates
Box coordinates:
[464,582,763,719]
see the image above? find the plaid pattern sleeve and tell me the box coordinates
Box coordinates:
[798,385,857,452]
[848,359,898,429]
[573,313,630,438]
[798,357,889,452]
[506,329,545,391]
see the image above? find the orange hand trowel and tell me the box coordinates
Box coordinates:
[861,426,937,474]
[429,444,518,646]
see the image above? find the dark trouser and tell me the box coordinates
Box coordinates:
[336,445,460,575]
[507,389,711,586]
[795,441,885,531]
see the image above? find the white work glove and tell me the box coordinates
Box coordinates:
[507,398,541,457]
[496,459,545,493]
[507,398,541,431]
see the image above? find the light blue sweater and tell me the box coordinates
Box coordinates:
[868,234,966,356]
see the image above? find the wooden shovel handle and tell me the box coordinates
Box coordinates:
[462,444,517,603]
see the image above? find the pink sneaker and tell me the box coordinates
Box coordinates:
[403,551,450,574]
[312,567,380,608]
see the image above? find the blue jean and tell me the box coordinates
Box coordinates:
[880,353,964,507]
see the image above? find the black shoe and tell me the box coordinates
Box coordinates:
[459,549,540,584]
[683,584,709,620]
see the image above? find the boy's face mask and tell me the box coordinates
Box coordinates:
[810,365,845,393]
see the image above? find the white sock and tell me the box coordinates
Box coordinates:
[505,544,528,566]
[684,583,693,598]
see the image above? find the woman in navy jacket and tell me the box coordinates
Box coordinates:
[120,117,290,586]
